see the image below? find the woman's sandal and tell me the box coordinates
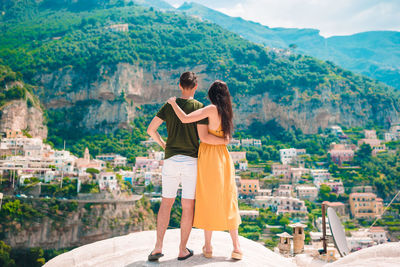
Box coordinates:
[202,246,213,258]
[231,251,243,260]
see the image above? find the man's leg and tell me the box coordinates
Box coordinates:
[152,197,175,254]
[179,198,195,257]
[178,157,197,258]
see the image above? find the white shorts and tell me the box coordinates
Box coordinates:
[162,155,197,200]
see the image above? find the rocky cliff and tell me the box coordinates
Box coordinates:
[0,65,48,139]
[1,197,156,249]
[1,4,399,136]
[35,63,217,131]
[35,62,398,134]
[0,99,47,139]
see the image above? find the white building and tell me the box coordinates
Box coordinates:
[96,153,127,167]
[44,170,56,183]
[229,152,247,164]
[99,172,118,191]
[239,210,259,219]
[274,184,293,197]
[368,227,387,244]
[148,151,165,161]
[348,230,374,251]
[384,123,400,141]
[253,196,307,215]
[316,217,331,235]
[53,150,77,173]
[279,148,306,165]
[296,185,318,201]
[330,126,344,137]
[228,139,241,148]
[241,138,262,148]
[239,161,248,171]
[311,169,331,187]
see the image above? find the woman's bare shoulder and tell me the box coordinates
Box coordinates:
[205,104,218,111]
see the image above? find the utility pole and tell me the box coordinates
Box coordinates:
[60,140,65,188]
[0,192,3,210]
[320,203,327,254]
[12,148,16,189]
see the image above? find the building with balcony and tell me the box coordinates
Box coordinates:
[349,192,383,219]
[253,196,307,215]
[240,179,259,196]
[229,152,247,164]
[296,185,318,201]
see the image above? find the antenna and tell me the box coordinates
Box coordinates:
[327,207,350,257]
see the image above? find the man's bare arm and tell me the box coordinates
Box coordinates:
[197,124,229,145]
[147,116,166,149]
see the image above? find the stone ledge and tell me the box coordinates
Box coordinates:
[44,229,296,267]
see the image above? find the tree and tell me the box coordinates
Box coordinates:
[247,151,259,162]
[355,143,372,163]
[318,184,331,201]
[86,168,100,175]
[0,241,16,267]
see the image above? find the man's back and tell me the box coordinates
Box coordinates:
[156,98,208,159]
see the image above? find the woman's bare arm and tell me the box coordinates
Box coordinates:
[167,97,216,123]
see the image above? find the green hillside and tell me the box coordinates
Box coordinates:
[0,0,398,153]
[0,2,395,98]
[178,2,400,90]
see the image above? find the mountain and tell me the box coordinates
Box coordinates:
[0,63,47,139]
[0,1,398,148]
[177,2,400,90]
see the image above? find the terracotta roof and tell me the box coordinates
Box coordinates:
[323,201,345,207]
[277,232,293,238]
[369,226,385,232]
[288,222,307,228]
[350,192,376,197]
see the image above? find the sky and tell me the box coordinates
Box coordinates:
[165,0,400,37]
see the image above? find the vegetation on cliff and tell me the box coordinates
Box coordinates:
[0,63,37,109]
[0,2,397,102]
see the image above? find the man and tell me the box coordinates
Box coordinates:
[146,72,223,261]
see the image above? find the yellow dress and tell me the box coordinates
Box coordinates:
[193,126,241,231]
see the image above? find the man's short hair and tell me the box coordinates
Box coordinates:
[179,72,197,90]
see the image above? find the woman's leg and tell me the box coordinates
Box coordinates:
[229,229,242,253]
[204,230,213,252]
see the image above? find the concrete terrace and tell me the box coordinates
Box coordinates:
[43,229,296,267]
[44,229,400,267]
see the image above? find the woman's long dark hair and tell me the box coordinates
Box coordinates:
[208,80,233,138]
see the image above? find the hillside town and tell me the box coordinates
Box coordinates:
[0,125,399,261]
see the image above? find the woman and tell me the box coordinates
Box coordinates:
[167,80,242,260]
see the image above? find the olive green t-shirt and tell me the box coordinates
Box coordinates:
[156,98,208,159]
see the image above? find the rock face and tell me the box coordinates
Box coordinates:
[0,99,48,139]
[2,197,156,249]
[236,90,399,134]
[35,62,398,134]
[35,63,217,131]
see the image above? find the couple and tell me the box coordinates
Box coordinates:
[146,72,242,262]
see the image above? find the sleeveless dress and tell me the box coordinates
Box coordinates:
[193,126,241,231]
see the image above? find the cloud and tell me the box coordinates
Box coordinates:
[165,0,400,37]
